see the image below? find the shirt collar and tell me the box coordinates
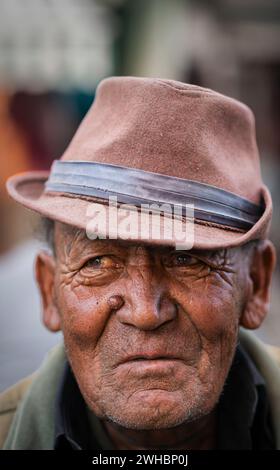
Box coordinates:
[217,342,274,449]
[54,361,97,450]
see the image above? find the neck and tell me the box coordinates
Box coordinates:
[102,410,217,450]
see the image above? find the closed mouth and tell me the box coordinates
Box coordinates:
[119,355,181,365]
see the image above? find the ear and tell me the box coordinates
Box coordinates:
[240,240,276,329]
[35,251,61,332]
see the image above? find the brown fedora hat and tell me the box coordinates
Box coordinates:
[6,76,272,249]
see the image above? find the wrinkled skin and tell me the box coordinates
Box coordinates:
[36,222,276,449]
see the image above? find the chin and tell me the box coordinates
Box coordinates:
[98,389,212,430]
[104,406,206,431]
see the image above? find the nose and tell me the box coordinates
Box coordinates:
[115,267,177,330]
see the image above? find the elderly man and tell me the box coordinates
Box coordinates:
[1,77,279,450]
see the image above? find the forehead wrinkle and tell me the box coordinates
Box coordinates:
[54,225,144,264]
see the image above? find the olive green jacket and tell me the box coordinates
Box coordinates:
[1,329,280,450]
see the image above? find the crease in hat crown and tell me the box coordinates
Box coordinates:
[6,75,273,249]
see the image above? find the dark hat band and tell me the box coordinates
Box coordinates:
[45,160,264,231]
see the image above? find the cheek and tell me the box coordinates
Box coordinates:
[55,283,115,403]
[172,274,242,342]
[169,275,243,406]
[56,283,112,348]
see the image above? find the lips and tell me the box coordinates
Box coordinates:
[118,353,182,365]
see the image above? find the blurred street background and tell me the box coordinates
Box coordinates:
[0,0,280,391]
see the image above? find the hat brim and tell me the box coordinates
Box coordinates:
[6,171,272,250]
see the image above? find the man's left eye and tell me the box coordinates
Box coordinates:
[174,254,198,266]
[164,253,199,267]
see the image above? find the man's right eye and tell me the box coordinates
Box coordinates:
[82,256,122,270]
[84,257,103,268]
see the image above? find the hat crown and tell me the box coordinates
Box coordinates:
[62,76,262,204]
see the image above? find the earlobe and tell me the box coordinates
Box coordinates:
[240,240,276,330]
[240,297,269,329]
[35,251,61,332]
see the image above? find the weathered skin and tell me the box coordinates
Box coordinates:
[35,222,276,450]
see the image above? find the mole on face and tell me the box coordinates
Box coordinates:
[107,295,124,310]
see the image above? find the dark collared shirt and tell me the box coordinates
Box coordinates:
[54,344,276,450]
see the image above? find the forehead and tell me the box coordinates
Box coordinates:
[53,221,235,260]
[54,221,176,255]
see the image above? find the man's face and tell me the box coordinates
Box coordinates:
[45,223,255,431]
